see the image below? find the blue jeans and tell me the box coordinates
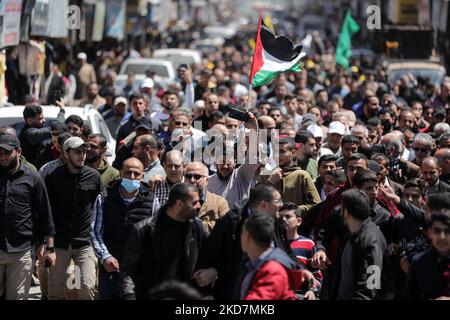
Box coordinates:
[98,267,120,300]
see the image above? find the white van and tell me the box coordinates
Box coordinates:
[119,58,176,81]
[153,49,202,68]
[0,105,116,164]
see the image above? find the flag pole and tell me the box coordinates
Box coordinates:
[246,15,262,111]
[245,84,252,111]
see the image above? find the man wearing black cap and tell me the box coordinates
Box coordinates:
[112,116,155,170]
[45,137,102,300]
[429,107,447,133]
[0,133,55,300]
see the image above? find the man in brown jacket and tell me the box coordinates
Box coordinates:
[184,162,229,231]
[259,137,321,216]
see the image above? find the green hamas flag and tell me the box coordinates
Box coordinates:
[336,11,360,69]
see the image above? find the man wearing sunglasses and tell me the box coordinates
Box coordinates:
[411,133,433,167]
[163,109,206,155]
[184,162,229,231]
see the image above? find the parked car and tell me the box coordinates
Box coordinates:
[296,14,326,39]
[153,48,202,68]
[114,74,147,96]
[192,38,225,53]
[203,25,238,39]
[0,105,116,164]
[119,58,176,80]
[117,58,176,91]
[385,60,446,87]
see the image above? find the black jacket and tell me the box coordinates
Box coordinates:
[315,201,391,299]
[46,73,65,105]
[335,219,393,300]
[115,117,160,151]
[397,198,426,226]
[427,180,450,194]
[0,164,55,252]
[112,136,135,170]
[314,178,324,200]
[120,206,207,300]
[316,201,390,253]
[45,165,102,249]
[441,174,450,186]
[197,199,294,300]
[406,247,450,300]
[19,110,65,166]
[299,202,324,239]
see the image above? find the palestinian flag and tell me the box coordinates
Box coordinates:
[249,16,306,88]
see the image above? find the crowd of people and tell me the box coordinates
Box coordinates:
[1,20,450,301]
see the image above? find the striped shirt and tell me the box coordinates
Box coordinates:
[90,191,160,263]
[289,236,323,284]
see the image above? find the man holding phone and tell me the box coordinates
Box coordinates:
[207,111,260,208]
[19,100,66,166]
[178,64,195,110]
[44,61,65,106]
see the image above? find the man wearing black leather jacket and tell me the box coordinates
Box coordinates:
[120,183,205,300]
[193,184,297,300]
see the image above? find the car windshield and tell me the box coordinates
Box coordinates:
[388,68,445,86]
[124,64,169,77]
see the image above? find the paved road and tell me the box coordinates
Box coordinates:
[29,284,41,300]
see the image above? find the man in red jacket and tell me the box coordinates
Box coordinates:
[239,214,317,300]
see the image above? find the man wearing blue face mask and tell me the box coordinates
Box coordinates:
[90,157,159,300]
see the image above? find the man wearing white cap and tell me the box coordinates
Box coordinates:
[322,121,346,157]
[45,136,102,300]
[106,97,128,139]
[140,78,154,95]
[140,78,163,113]
[77,52,97,97]
[307,124,333,160]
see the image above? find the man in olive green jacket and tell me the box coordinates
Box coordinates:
[85,134,120,188]
[258,137,320,216]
